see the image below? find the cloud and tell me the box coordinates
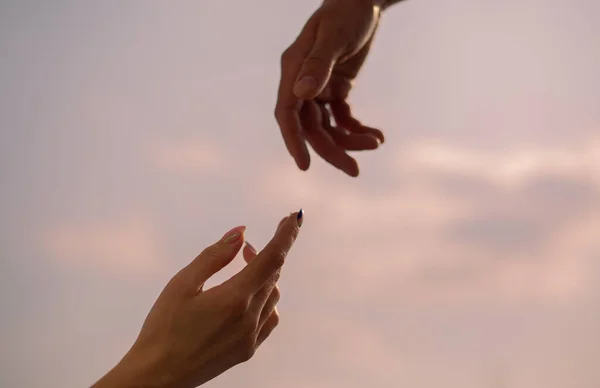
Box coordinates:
[252,138,600,307]
[41,214,164,275]
[396,137,600,187]
[150,139,226,173]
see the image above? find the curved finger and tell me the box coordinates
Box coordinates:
[276,20,322,171]
[256,310,280,347]
[330,100,385,143]
[274,98,310,171]
[329,127,381,151]
[302,101,359,177]
[320,104,380,151]
[187,225,246,289]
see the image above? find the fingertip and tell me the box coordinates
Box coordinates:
[274,210,303,236]
[362,134,381,150]
[344,160,360,177]
[361,126,385,144]
[245,241,257,254]
[221,225,247,245]
[372,129,385,144]
[294,154,310,171]
[243,242,257,263]
[296,209,304,228]
[297,159,310,171]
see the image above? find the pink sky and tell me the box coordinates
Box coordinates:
[1,0,599,387]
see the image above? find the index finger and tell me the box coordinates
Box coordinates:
[275,21,320,171]
[276,46,310,170]
[230,211,303,295]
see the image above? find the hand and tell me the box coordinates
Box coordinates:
[92,211,303,388]
[275,0,386,177]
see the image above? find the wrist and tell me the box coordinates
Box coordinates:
[372,0,403,10]
[92,349,172,388]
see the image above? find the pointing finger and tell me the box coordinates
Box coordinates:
[228,211,303,295]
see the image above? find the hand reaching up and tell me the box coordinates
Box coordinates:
[92,211,304,388]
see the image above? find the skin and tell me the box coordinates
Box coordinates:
[92,214,301,388]
[93,0,407,386]
[275,0,405,176]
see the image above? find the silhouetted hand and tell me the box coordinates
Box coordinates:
[92,211,303,388]
[275,0,386,177]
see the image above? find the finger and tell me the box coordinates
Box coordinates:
[276,216,288,232]
[320,104,379,151]
[293,25,345,100]
[276,23,319,171]
[256,311,280,347]
[248,270,280,320]
[329,127,380,151]
[257,285,280,328]
[273,95,310,171]
[244,240,282,323]
[243,241,258,264]
[228,211,303,295]
[302,101,359,176]
[244,241,281,317]
[330,100,385,144]
[242,216,286,264]
[188,225,246,288]
[244,241,281,332]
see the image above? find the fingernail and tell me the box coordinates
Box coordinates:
[296,209,304,227]
[293,76,318,98]
[221,225,246,244]
[245,241,257,254]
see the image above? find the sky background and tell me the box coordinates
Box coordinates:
[1,0,599,387]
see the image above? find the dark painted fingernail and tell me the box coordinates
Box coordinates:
[296,209,304,227]
[245,241,257,254]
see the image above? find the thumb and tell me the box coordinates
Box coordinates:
[293,28,344,100]
[189,225,246,288]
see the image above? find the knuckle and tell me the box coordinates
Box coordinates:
[271,286,281,303]
[273,105,283,123]
[238,344,257,363]
[271,271,281,285]
[290,225,300,240]
[271,312,281,327]
[240,315,259,335]
[226,294,250,317]
[271,249,287,269]
[200,245,222,260]
[303,55,332,73]
[280,47,295,66]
